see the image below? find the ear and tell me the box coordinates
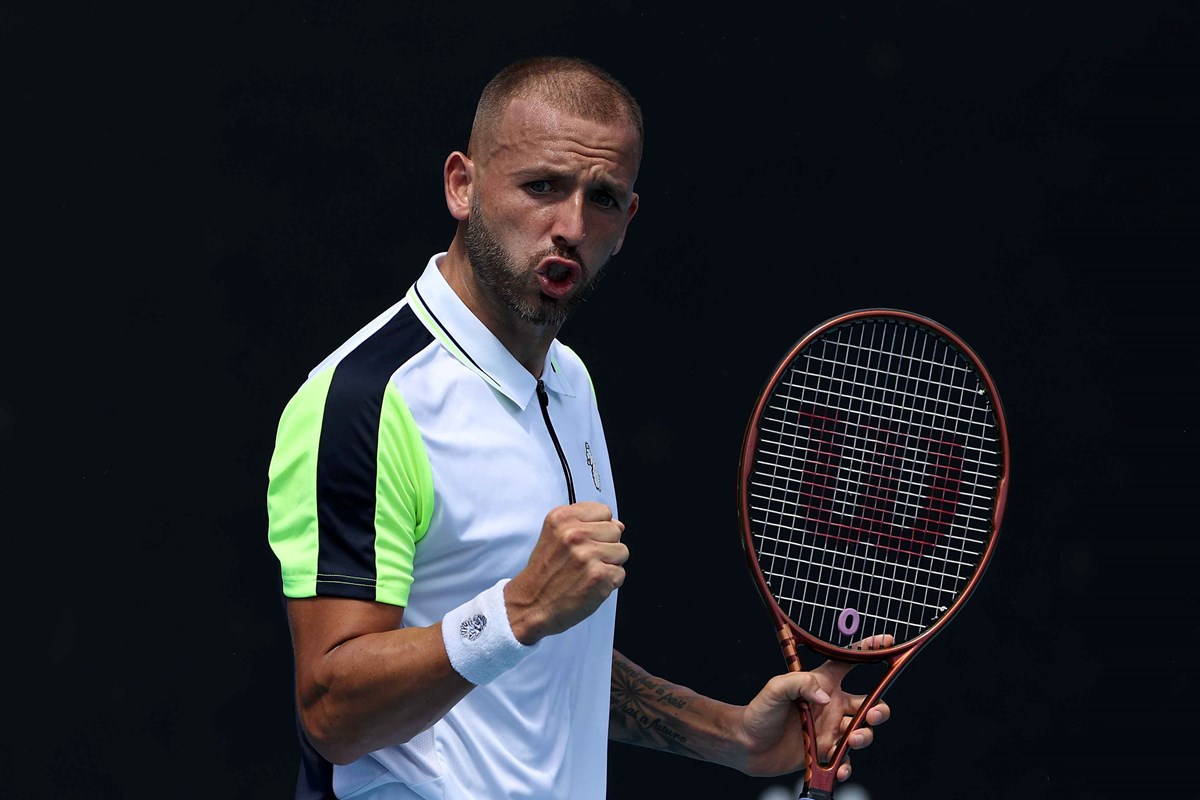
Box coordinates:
[610,192,639,256]
[444,151,474,221]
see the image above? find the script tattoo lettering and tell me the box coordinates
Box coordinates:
[609,654,700,758]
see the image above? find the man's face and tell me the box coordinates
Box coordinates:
[463,97,640,329]
[465,200,588,327]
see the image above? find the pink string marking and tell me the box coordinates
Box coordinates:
[795,403,965,558]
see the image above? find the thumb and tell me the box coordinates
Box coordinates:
[814,657,857,686]
[766,672,831,707]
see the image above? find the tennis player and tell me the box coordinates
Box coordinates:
[266,54,891,800]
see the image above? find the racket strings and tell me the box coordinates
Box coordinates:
[760,394,1000,481]
[749,437,998,523]
[749,318,1003,648]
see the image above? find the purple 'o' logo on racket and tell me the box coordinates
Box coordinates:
[838,607,861,636]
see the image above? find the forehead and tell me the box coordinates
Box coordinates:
[483,96,640,185]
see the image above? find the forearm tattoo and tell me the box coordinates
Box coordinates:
[609,654,702,759]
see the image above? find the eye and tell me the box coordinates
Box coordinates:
[591,191,617,209]
[527,180,554,194]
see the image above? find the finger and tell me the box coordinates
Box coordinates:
[843,723,874,750]
[584,541,628,570]
[865,699,891,726]
[581,561,626,594]
[545,504,622,538]
[836,695,890,732]
[593,541,630,566]
[765,672,831,707]
[815,634,894,686]
[836,758,852,782]
[578,520,625,544]
[607,564,627,589]
[841,696,890,727]
[850,633,894,651]
[831,707,877,750]
[821,634,895,680]
[568,500,619,522]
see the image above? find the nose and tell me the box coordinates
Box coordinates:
[551,192,587,248]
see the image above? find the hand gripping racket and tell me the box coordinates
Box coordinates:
[737,309,1009,799]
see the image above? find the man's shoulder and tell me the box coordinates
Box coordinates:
[307,297,431,381]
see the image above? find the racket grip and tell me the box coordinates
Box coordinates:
[777,625,827,798]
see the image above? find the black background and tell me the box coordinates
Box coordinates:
[5,2,1198,798]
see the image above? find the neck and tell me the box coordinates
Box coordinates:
[440,241,559,378]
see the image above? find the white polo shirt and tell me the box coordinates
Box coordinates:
[268,253,620,799]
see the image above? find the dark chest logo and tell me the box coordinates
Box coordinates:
[585,442,601,491]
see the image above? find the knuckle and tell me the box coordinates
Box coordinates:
[543,509,571,534]
[586,560,609,582]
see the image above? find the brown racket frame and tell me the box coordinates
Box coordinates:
[736,308,1010,797]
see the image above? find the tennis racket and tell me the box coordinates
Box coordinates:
[737,309,1009,799]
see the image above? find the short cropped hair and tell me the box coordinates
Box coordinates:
[468,56,644,167]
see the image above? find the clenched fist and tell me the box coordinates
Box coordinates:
[503,501,628,645]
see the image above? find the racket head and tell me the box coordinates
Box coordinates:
[738,309,1009,662]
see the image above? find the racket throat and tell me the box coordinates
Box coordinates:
[776,625,803,672]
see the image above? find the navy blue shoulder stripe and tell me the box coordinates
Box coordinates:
[314,303,434,601]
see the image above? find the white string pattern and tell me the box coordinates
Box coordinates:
[749,317,1002,648]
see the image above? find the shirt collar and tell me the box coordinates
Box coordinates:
[407,253,576,410]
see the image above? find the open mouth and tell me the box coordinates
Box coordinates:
[536,258,582,299]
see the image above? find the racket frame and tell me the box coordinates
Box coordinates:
[736,308,1010,796]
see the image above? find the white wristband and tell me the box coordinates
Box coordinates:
[441,579,538,685]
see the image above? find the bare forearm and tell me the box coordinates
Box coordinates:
[608,649,743,767]
[289,594,474,766]
[304,623,472,762]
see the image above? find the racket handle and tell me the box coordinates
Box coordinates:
[779,625,835,800]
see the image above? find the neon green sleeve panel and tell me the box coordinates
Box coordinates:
[266,370,434,607]
[267,370,332,599]
[373,381,434,605]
